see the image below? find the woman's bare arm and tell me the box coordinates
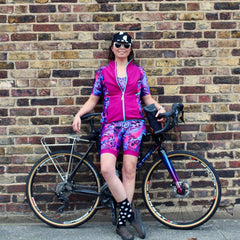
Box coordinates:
[72,94,100,133]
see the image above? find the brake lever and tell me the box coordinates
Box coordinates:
[180,110,185,123]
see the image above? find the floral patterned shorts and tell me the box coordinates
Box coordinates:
[100,120,146,157]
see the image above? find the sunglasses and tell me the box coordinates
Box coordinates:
[113,42,131,49]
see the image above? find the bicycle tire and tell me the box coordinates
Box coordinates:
[26,150,101,228]
[143,150,221,229]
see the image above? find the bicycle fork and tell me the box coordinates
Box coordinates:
[159,149,183,194]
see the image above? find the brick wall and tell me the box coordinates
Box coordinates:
[0,0,240,217]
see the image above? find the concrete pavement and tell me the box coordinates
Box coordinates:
[0,218,239,240]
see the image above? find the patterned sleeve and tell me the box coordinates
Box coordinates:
[140,67,151,97]
[91,67,103,96]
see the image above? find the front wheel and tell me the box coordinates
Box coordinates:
[143,150,221,229]
[26,151,101,228]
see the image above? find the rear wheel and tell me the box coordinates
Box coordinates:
[26,151,101,228]
[143,150,221,229]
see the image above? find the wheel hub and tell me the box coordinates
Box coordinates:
[56,182,72,198]
[172,181,190,198]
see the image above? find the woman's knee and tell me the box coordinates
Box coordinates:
[122,165,136,181]
[100,153,116,179]
[122,155,137,180]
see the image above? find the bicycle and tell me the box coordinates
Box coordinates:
[26,103,221,230]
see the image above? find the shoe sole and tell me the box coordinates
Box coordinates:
[116,227,134,240]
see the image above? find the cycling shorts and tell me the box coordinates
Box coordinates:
[100,120,146,158]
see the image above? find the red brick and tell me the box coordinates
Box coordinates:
[0,90,9,97]
[186,95,197,103]
[204,31,216,38]
[11,156,25,164]
[93,51,109,59]
[33,24,59,32]
[136,32,162,40]
[37,15,49,23]
[6,184,25,193]
[115,23,141,31]
[31,98,57,106]
[12,89,37,97]
[0,195,10,203]
[187,3,199,11]
[10,108,36,116]
[155,41,180,49]
[232,49,240,56]
[220,12,231,20]
[199,95,211,103]
[30,5,56,13]
[58,4,72,12]
[29,137,42,144]
[11,33,37,41]
[15,137,28,144]
[39,89,51,96]
[72,42,98,49]
[39,107,52,115]
[177,68,203,75]
[180,86,205,94]
[211,114,236,122]
[51,126,73,134]
[8,15,35,23]
[177,32,202,39]
[208,132,233,141]
[206,13,218,20]
[0,71,7,78]
[73,24,99,31]
[7,166,32,174]
[0,34,9,42]
[201,124,214,132]
[234,133,240,140]
[230,161,240,168]
[211,22,236,29]
[54,107,79,115]
[6,204,30,212]
[0,166,4,174]
[178,50,203,58]
[16,62,29,69]
[230,104,240,111]
[0,118,16,125]
[0,109,8,116]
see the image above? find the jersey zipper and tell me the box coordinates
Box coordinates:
[115,60,131,121]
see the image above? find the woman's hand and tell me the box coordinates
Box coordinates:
[72,115,81,133]
[71,95,100,133]
[155,106,166,123]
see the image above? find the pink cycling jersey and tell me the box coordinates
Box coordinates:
[91,60,151,124]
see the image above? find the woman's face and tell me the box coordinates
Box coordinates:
[111,42,132,60]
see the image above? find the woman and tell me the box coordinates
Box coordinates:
[72,32,166,240]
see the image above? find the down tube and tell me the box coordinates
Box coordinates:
[160,149,183,193]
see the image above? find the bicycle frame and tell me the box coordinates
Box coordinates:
[41,129,183,199]
[137,134,183,194]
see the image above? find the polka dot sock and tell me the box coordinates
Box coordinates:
[117,199,134,227]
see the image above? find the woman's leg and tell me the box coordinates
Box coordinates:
[122,154,138,203]
[120,154,146,239]
[101,153,134,240]
[100,153,137,203]
[100,153,127,202]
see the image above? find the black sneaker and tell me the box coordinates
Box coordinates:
[130,209,146,239]
[116,225,134,240]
